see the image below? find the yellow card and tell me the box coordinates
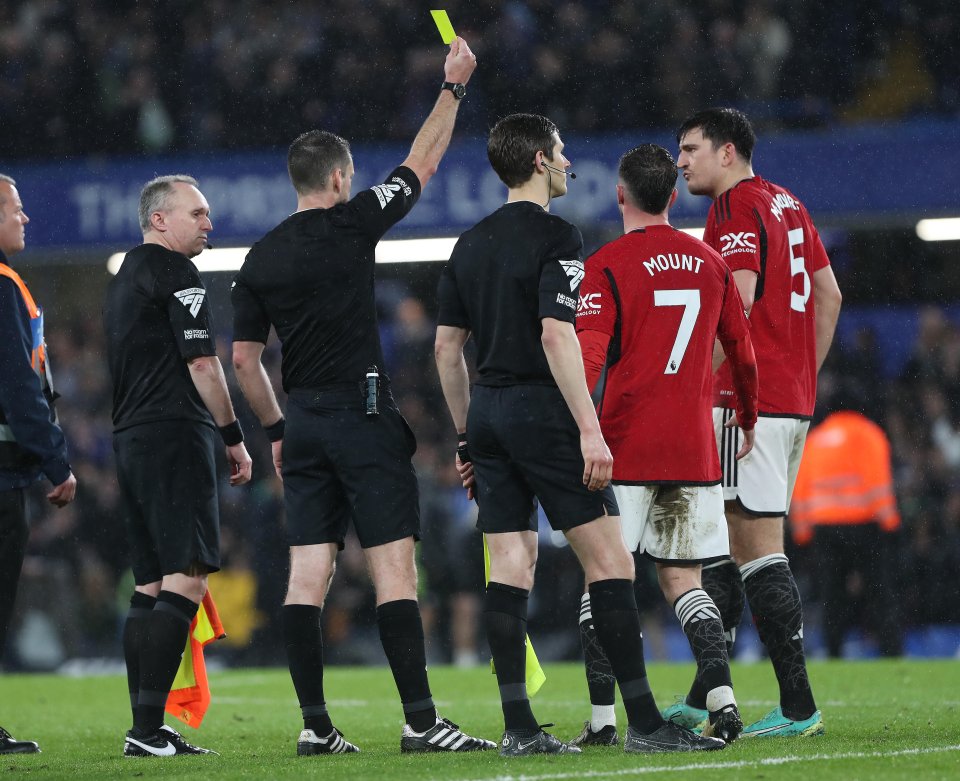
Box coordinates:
[430,10,456,44]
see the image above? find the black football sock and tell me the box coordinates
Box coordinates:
[283,604,333,736]
[578,593,617,728]
[588,579,663,734]
[701,558,745,653]
[484,582,538,732]
[123,591,157,727]
[742,555,817,720]
[689,558,744,708]
[674,589,734,713]
[376,599,436,733]
[135,590,198,735]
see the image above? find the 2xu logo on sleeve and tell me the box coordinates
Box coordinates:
[174,287,206,318]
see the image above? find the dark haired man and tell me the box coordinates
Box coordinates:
[435,117,725,757]
[231,39,494,756]
[672,108,842,737]
[570,144,758,746]
[0,174,76,755]
[105,174,253,757]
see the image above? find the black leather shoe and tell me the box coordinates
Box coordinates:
[0,726,40,754]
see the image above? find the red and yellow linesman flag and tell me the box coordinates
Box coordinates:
[483,535,546,696]
[166,590,226,728]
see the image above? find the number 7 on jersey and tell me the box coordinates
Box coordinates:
[654,289,701,375]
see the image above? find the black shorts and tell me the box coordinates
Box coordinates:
[282,386,420,549]
[467,384,618,534]
[114,421,220,585]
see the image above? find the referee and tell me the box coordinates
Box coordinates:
[104,175,252,757]
[434,114,726,756]
[231,38,493,755]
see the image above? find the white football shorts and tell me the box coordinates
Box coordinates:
[714,408,810,516]
[613,483,729,564]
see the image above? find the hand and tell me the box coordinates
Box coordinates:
[724,413,755,459]
[271,439,283,481]
[227,442,253,486]
[580,430,613,491]
[444,36,476,85]
[455,451,475,501]
[47,472,77,507]
[737,428,755,460]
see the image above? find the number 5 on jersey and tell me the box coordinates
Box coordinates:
[654,289,701,375]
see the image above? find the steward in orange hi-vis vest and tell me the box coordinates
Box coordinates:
[789,411,901,547]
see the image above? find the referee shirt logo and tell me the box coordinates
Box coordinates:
[174,287,206,318]
[559,259,584,291]
[371,182,402,209]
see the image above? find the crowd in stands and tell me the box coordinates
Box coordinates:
[1,0,958,160]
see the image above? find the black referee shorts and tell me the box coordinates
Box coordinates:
[114,421,220,585]
[468,384,617,534]
[282,386,420,549]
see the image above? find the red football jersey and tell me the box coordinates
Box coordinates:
[705,176,830,417]
[576,225,750,484]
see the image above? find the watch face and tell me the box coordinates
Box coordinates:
[452,83,466,99]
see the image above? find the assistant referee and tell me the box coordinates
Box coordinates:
[231,38,493,756]
[104,175,252,758]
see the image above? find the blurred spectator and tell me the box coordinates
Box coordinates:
[2,1,960,159]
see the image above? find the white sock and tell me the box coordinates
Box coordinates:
[705,685,736,713]
[591,704,616,731]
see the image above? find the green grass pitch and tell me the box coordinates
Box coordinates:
[2,659,959,779]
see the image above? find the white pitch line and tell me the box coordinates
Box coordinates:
[445,744,960,781]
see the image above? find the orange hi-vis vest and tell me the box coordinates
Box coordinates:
[0,263,54,461]
[789,410,901,546]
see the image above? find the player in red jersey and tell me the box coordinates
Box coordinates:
[569,144,759,746]
[672,108,842,738]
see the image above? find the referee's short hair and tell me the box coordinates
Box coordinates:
[487,114,559,188]
[139,175,199,233]
[618,144,678,215]
[0,173,15,186]
[677,108,756,163]
[288,130,352,195]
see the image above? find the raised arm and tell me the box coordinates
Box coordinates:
[400,37,477,188]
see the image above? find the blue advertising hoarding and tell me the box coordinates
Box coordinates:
[7,119,960,250]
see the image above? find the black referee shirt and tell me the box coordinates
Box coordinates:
[437,201,584,387]
[231,166,421,391]
[104,243,218,431]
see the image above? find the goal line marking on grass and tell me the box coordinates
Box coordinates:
[457,743,960,781]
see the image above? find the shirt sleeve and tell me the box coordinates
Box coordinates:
[575,252,616,338]
[538,222,583,323]
[712,196,762,275]
[0,278,71,485]
[156,259,218,361]
[436,258,469,329]
[345,166,422,244]
[231,271,271,344]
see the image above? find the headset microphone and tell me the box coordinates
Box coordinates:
[543,163,576,180]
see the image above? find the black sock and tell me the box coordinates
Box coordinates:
[578,593,616,707]
[283,604,333,736]
[376,599,435,732]
[701,558,745,654]
[484,582,538,732]
[742,557,817,720]
[135,590,198,734]
[123,591,157,726]
[588,579,663,734]
[674,588,732,712]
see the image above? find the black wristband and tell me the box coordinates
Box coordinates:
[456,432,470,464]
[457,432,468,443]
[218,420,244,446]
[263,416,285,442]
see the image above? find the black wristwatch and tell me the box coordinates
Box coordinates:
[441,81,466,100]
